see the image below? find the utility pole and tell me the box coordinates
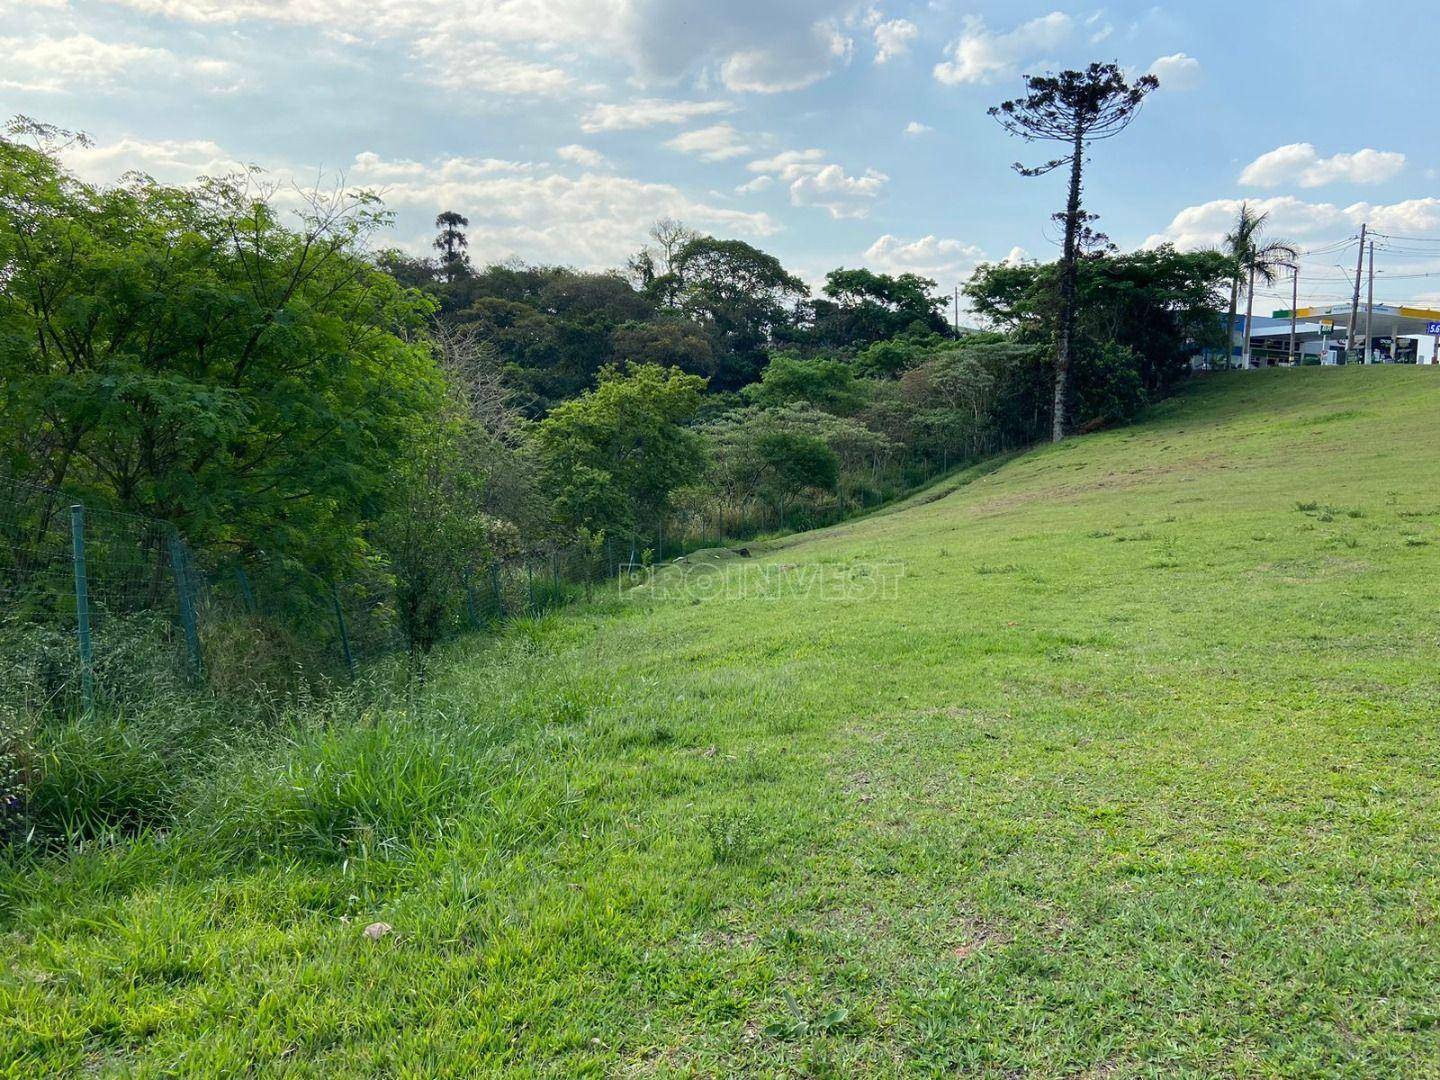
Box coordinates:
[1288,263,1298,364]
[1364,240,1375,363]
[1242,262,1257,368]
[1347,223,1366,362]
[953,285,959,337]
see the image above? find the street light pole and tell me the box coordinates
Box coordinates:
[1364,240,1375,363]
[1287,263,1298,365]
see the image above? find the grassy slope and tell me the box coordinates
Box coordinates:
[5,367,1440,1077]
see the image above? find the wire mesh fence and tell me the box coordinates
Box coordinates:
[0,477,597,715]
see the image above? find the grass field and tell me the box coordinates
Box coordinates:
[5,367,1440,1077]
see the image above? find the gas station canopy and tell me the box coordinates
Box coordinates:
[1279,303,1440,339]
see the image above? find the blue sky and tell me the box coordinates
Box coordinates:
[4,0,1439,312]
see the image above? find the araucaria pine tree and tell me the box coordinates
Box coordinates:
[990,62,1158,441]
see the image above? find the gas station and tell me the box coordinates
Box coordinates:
[1237,303,1440,366]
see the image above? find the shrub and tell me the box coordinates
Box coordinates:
[0,706,32,843]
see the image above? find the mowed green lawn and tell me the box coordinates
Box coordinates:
[5,367,1440,1077]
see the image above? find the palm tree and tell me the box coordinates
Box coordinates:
[1221,205,1297,369]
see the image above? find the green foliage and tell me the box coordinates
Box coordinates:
[0,707,29,842]
[896,340,1052,460]
[701,806,762,864]
[851,330,954,378]
[965,245,1230,423]
[746,352,861,412]
[447,267,656,409]
[611,317,716,377]
[754,429,839,498]
[809,267,949,347]
[24,715,177,841]
[0,124,442,577]
[663,236,810,390]
[194,718,480,862]
[1072,340,1147,427]
[536,364,707,542]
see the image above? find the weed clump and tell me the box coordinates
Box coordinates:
[702,807,762,864]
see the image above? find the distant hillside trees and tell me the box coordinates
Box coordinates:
[3,111,1234,653]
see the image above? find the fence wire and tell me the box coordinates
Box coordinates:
[0,477,591,714]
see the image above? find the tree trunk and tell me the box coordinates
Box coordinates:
[1053,129,1085,442]
[1242,264,1256,368]
[1224,276,1240,370]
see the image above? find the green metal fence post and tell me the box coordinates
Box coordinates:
[331,584,356,680]
[69,504,95,713]
[464,570,479,629]
[168,532,203,680]
[235,566,256,614]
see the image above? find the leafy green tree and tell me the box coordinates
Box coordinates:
[0,121,440,575]
[450,267,655,409]
[752,429,838,521]
[810,268,948,347]
[611,318,716,376]
[664,237,809,391]
[852,329,954,378]
[966,246,1228,416]
[745,352,861,413]
[534,364,707,545]
[900,341,1051,459]
[377,416,516,656]
[700,403,892,529]
[990,61,1158,440]
[376,324,524,655]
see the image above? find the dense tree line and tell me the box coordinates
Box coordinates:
[2,115,1229,656]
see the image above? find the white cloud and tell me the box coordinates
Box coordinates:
[746,146,886,218]
[664,123,753,161]
[580,98,735,133]
[1087,13,1113,44]
[61,137,242,183]
[556,144,608,169]
[873,18,917,63]
[1144,197,1349,250]
[366,166,779,263]
[1002,245,1030,265]
[747,148,827,181]
[1144,195,1440,250]
[61,137,778,270]
[1239,143,1406,188]
[904,120,933,136]
[1349,197,1440,234]
[106,0,855,99]
[1147,52,1201,90]
[721,33,845,93]
[410,37,575,96]
[790,163,887,218]
[933,12,1071,86]
[0,32,237,93]
[865,234,987,281]
[350,151,536,182]
[735,174,774,195]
